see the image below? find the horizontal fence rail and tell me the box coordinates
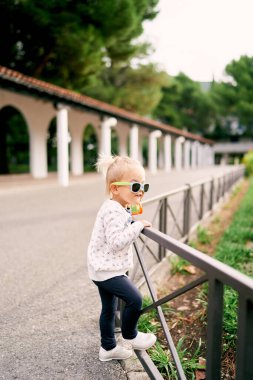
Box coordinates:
[130,166,245,285]
[130,227,253,380]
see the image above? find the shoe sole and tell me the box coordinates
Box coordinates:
[99,351,133,362]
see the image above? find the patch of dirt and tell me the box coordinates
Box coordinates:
[156,179,249,380]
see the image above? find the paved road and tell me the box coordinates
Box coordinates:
[0,166,238,380]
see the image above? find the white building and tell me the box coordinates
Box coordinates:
[0,66,214,186]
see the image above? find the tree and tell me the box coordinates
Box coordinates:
[0,0,159,91]
[85,63,169,115]
[209,56,253,139]
[153,73,214,133]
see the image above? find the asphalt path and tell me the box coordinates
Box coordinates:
[0,166,237,380]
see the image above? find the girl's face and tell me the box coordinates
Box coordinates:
[110,166,146,208]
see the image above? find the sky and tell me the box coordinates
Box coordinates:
[142,0,253,82]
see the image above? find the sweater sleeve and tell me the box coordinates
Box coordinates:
[103,208,144,251]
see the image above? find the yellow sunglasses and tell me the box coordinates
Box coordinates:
[112,181,149,193]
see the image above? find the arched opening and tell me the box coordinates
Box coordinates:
[142,136,148,167]
[0,106,29,174]
[126,135,130,156]
[111,128,119,156]
[47,117,57,172]
[83,123,98,172]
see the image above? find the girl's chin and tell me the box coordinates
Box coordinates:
[126,200,140,206]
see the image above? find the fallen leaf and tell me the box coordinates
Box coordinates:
[195,369,206,380]
[198,357,206,367]
[177,306,190,311]
[182,265,196,274]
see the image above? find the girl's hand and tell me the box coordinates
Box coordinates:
[140,219,152,227]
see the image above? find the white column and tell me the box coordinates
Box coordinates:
[30,127,47,178]
[100,117,117,157]
[119,129,128,157]
[184,140,191,169]
[196,142,202,167]
[158,138,164,169]
[191,141,197,168]
[57,106,69,187]
[206,145,211,166]
[210,146,215,165]
[130,124,139,161]
[70,130,83,175]
[148,130,162,174]
[203,144,209,166]
[175,136,185,170]
[138,132,144,164]
[202,144,207,166]
[164,135,172,172]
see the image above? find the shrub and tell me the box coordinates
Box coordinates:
[242,150,253,176]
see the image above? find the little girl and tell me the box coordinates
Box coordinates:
[87,155,156,362]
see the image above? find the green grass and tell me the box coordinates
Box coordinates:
[138,296,159,334]
[149,338,204,380]
[138,296,170,334]
[196,226,211,245]
[140,179,253,378]
[170,256,191,275]
[206,177,253,349]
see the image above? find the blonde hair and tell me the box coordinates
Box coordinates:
[96,155,145,194]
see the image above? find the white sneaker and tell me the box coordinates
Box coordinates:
[125,332,157,350]
[99,345,133,362]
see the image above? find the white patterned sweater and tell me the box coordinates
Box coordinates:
[87,199,144,281]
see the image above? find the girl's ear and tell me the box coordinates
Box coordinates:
[110,184,118,195]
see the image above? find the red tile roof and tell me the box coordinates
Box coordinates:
[0,66,213,144]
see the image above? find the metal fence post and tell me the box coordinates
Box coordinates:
[236,297,253,379]
[205,278,224,380]
[200,183,204,219]
[159,198,167,260]
[222,174,226,197]
[183,184,191,240]
[209,178,214,211]
[216,177,220,202]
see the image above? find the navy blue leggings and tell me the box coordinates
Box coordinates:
[93,275,142,350]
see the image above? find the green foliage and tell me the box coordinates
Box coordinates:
[207,178,253,349]
[0,0,169,116]
[196,226,211,245]
[222,287,238,349]
[47,118,57,172]
[0,0,159,97]
[208,56,253,140]
[138,296,170,333]
[150,342,177,378]
[83,124,98,172]
[170,256,191,275]
[242,150,253,176]
[150,338,204,380]
[138,296,159,333]
[153,73,214,133]
[0,106,29,174]
[86,63,169,115]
